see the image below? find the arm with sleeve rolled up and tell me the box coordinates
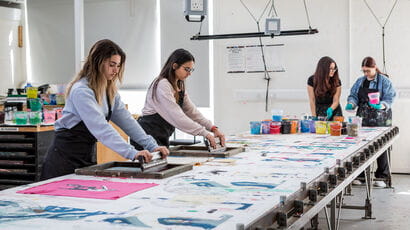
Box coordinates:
[346,79,361,110]
[379,78,396,110]
[109,93,159,152]
[71,89,139,160]
[153,81,211,137]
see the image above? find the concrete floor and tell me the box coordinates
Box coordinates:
[316,174,410,230]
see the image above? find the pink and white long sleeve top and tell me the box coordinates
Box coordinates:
[141,79,213,137]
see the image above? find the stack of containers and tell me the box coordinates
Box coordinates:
[249,110,356,136]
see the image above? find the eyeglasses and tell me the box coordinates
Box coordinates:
[329,67,338,72]
[362,69,373,73]
[181,66,195,73]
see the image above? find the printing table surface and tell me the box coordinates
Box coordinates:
[0,127,394,229]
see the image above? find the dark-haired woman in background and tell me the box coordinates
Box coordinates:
[307,56,343,120]
[132,48,225,150]
[346,56,396,187]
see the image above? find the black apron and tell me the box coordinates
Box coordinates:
[40,95,112,180]
[315,92,343,120]
[356,75,392,127]
[131,91,184,149]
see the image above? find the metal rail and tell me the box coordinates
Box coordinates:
[190,29,318,40]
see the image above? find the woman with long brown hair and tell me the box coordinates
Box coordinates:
[307,56,343,120]
[41,39,168,180]
[131,48,225,150]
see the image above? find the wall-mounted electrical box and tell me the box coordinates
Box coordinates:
[184,0,207,22]
[265,18,281,36]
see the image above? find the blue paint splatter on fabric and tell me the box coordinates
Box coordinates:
[158,214,232,229]
[231,181,277,189]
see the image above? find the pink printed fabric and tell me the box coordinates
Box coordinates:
[17,179,158,200]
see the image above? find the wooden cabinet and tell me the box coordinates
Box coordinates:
[0,126,54,190]
[96,122,128,164]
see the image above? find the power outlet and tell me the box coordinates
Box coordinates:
[190,0,204,11]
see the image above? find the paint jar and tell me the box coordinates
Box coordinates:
[55,108,63,120]
[327,121,335,134]
[29,111,42,125]
[43,110,56,124]
[261,121,271,134]
[28,98,42,112]
[269,121,281,134]
[271,109,284,122]
[40,94,50,105]
[14,111,28,125]
[348,116,362,128]
[315,121,327,134]
[290,120,299,134]
[329,122,342,136]
[309,120,316,133]
[341,122,347,135]
[56,94,65,105]
[347,123,359,137]
[26,87,38,99]
[281,121,291,134]
[250,121,261,134]
[333,116,344,122]
[56,84,66,94]
[0,111,5,124]
[368,92,380,104]
[4,106,16,123]
[49,94,57,105]
[300,120,310,133]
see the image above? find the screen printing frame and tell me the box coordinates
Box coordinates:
[75,161,193,179]
[169,145,245,158]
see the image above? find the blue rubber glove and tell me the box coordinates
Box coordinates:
[368,102,382,110]
[345,103,354,110]
[326,107,333,120]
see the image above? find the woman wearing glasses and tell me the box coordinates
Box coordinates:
[346,56,396,126]
[346,56,396,187]
[41,39,168,180]
[307,56,343,120]
[132,48,225,149]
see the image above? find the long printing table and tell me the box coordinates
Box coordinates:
[0,126,399,229]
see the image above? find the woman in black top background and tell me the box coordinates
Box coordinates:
[307,56,343,120]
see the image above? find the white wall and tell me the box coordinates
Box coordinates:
[26,0,160,87]
[213,0,350,133]
[84,0,159,89]
[24,0,209,107]
[160,0,210,107]
[213,0,410,172]
[26,0,76,84]
[0,6,24,91]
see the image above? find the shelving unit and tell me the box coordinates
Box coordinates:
[0,125,54,190]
